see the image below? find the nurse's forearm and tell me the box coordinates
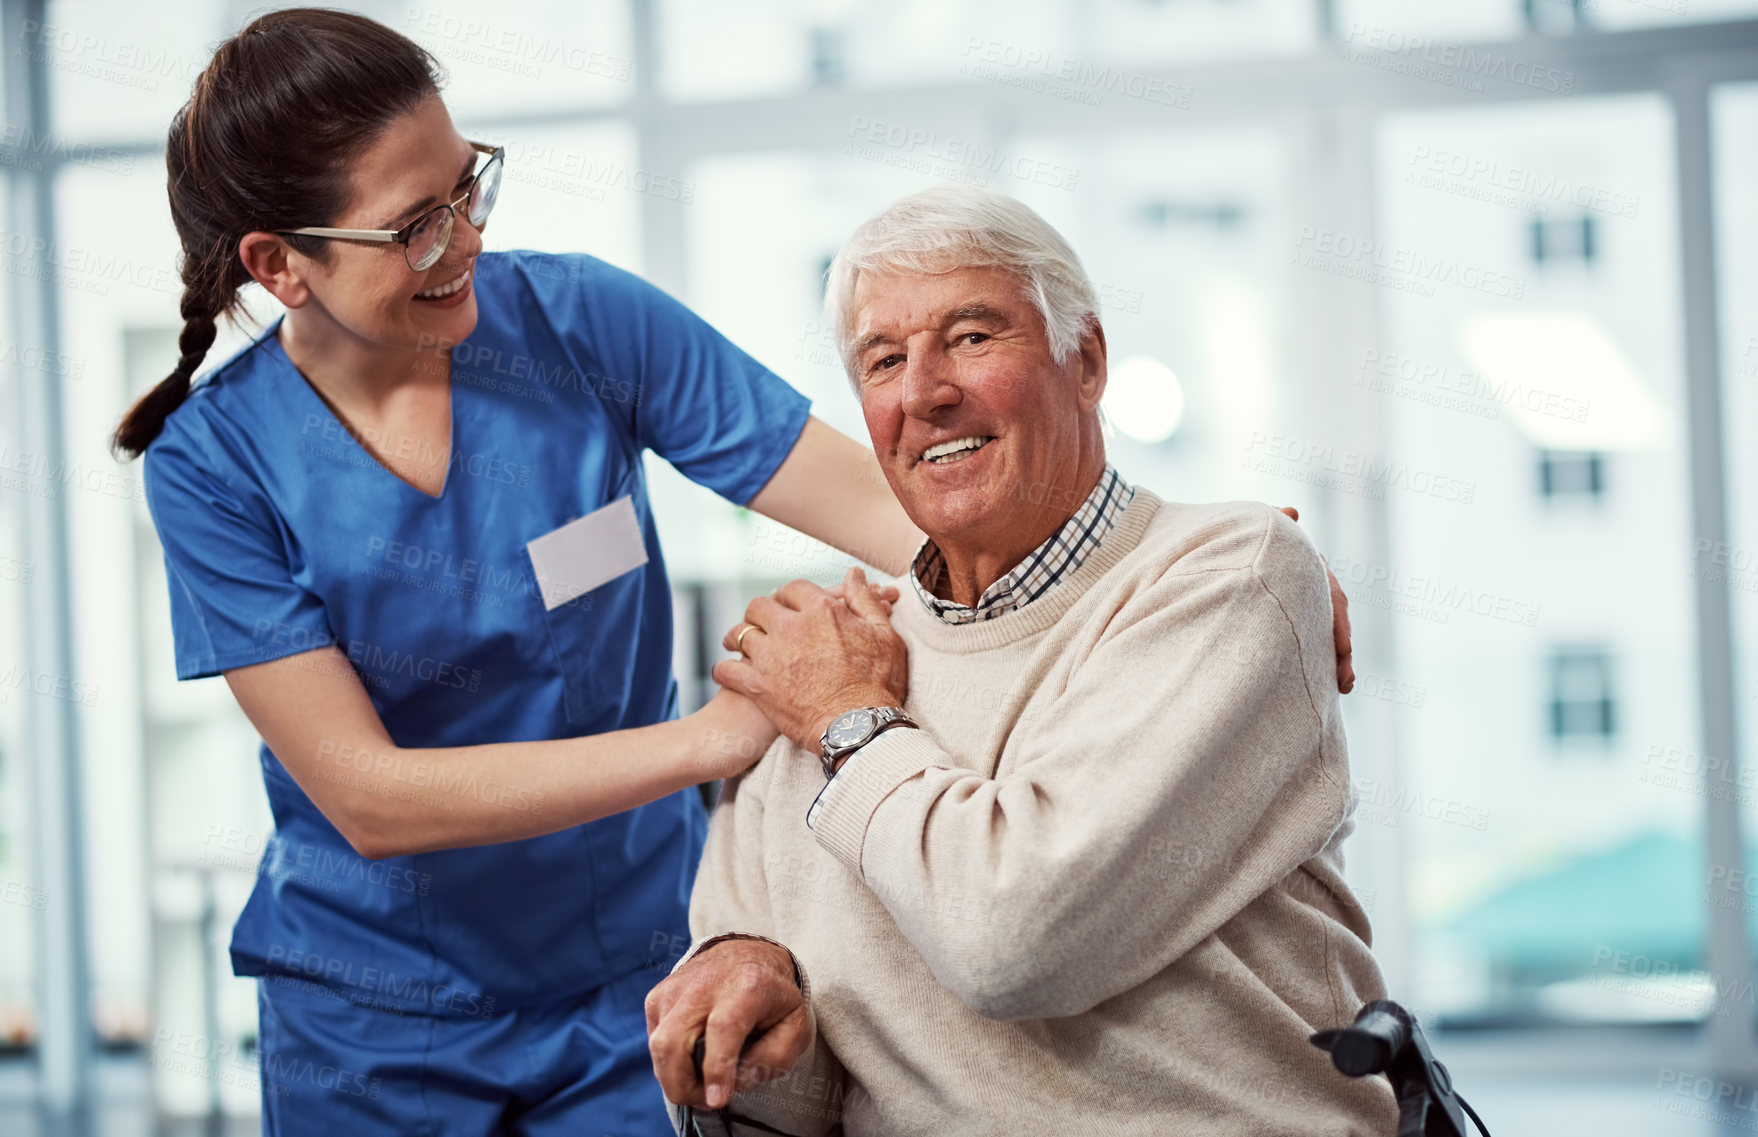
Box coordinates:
[345,698,759,856]
[747,416,923,576]
[225,651,771,859]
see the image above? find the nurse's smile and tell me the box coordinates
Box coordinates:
[413,262,474,307]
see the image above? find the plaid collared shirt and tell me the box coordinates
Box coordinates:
[806,466,1135,828]
[909,464,1135,624]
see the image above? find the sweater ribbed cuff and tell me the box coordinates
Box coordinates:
[811,727,943,877]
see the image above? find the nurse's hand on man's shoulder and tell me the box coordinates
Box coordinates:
[1277,505,1355,695]
[646,936,810,1111]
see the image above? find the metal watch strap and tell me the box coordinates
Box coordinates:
[819,706,915,779]
[868,706,906,732]
[837,714,914,773]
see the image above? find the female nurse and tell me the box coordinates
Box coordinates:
[114,10,919,1135]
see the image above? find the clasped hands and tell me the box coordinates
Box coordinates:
[713,566,909,752]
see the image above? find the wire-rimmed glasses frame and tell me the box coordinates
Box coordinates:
[280,140,504,272]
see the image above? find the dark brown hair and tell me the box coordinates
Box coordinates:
[112,8,444,458]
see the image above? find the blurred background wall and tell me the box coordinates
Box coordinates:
[1,0,1757,1133]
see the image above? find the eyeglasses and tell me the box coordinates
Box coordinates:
[280,140,504,272]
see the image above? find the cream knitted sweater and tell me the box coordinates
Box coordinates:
[675,491,1399,1136]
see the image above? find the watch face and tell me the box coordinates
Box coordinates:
[827,708,876,748]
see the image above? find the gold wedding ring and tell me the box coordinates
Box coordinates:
[734,623,756,657]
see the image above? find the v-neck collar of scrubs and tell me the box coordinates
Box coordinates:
[261,315,458,502]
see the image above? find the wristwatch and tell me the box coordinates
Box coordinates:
[819,706,916,780]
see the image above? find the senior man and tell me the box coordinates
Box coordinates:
[645,185,1398,1136]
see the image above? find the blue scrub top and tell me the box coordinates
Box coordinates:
[142,251,811,1016]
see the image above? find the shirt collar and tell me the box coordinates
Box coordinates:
[909,465,1135,625]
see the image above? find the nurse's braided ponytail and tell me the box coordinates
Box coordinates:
[112,9,443,458]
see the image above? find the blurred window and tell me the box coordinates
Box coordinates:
[1538,451,1606,499]
[1375,93,1698,1024]
[1548,646,1618,741]
[1530,215,1599,267]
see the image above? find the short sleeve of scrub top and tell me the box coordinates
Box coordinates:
[529,254,811,505]
[144,416,339,675]
[139,249,811,1013]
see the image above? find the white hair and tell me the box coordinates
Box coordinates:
[824,184,1100,387]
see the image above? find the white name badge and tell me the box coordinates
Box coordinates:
[526,495,649,611]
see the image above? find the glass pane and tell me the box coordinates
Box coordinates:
[1588,0,1758,31]
[653,150,888,607]
[459,119,644,273]
[1077,0,1315,66]
[1371,94,1703,1025]
[43,2,634,140]
[659,0,1317,103]
[1334,0,1526,42]
[43,0,232,141]
[0,174,31,1057]
[51,147,269,1113]
[657,0,815,102]
[1714,79,1758,1005]
[55,156,180,1055]
[1339,0,1758,38]
[401,0,633,115]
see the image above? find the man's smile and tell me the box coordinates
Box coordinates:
[920,436,995,465]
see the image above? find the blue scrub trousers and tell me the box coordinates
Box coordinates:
[257,965,671,1136]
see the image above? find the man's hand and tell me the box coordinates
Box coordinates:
[1279,506,1355,695]
[645,937,811,1110]
[713,567,909,751]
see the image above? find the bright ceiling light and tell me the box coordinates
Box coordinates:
[1457,312,1673,452]
[1105,355,1185,444]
